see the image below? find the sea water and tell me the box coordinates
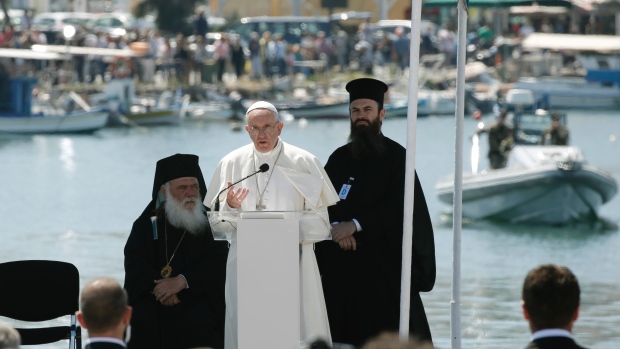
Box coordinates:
[0,110,618,348]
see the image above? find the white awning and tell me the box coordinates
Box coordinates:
[521,33,620,53]
[510,5,568,15]
[0,48,66,60]
[572,0,619,12]
[31,45,142,58]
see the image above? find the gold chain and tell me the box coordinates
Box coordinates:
[161,219,187,278]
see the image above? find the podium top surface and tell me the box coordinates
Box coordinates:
[208,210,321,220]
[207,211,327,241]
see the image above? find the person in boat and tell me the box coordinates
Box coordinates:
[540,113,569,146]
[204,101,340,349]
[77,277,132,349]
[477,108,513,169]
[0,61,11,111]
[522,264,587,349]
[315,78,436,347]
[124,154,228,349]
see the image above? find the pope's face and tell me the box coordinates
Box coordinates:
[163,177,200,210]
[245,109,283,153]
[350,98,385,127]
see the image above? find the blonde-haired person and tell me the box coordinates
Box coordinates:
[361,332,434,349]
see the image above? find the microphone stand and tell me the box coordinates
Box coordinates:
[213,164,269,211]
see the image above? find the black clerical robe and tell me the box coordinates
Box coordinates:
[315,135,436,347]
[85,341,126,349]
[124,205,228,349]
[526,336,588,349]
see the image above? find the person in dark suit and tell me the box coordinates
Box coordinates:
[77,277,132,349]
[522,264,587,349]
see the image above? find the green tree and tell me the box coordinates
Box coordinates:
[1,0,12,30]
[134,0,200,35]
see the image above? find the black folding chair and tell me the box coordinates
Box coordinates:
[0,260,81,348]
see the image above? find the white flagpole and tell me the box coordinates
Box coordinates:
[399,0,423,341]
[451,1,468,349]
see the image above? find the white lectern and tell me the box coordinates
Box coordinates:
[208,211,325,349]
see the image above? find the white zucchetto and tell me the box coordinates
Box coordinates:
[245,101,279,116]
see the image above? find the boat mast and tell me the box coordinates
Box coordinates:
[451,1,468,349]
[399,0,423,341]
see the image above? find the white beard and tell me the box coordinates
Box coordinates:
[164,195,208,234]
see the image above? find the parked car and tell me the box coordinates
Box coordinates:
[87,12,155,38]
[227,16,330,44]
[370,19,437,42]
[31,12,94,43]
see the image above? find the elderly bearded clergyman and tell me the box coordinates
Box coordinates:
[204,101,340,348]
[124,154,228,349]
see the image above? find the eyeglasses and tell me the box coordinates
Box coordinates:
[248,124,278,136]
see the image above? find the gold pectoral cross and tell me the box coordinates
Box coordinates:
[161,265,172,278]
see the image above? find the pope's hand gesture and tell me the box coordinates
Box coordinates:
[226,181,249,209]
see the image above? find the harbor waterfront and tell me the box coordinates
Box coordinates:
[0,110,619,348]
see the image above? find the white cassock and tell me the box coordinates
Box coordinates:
[204,138,339,349]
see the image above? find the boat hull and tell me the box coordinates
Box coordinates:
[127,109,180,126]
[275,101,349,119]
[0,110,109,134]
[187,102,234,121]
[108,108,181,126]
[513,77,620,109]
[387,90,456,117]
[436,164,617,224]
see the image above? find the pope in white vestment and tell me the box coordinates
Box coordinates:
[204,101,339,349]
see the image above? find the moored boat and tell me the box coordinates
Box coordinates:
[0,77,109,134]
[514,33,620,109]
[102,79,186,126]
[435,146,617,224]
[271,99,350,119]
[435,92,617,224]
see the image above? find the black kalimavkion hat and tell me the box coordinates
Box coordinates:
[151,153,207,201]
[345,78,389,105]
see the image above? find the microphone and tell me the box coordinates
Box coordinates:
[214,163,269,211]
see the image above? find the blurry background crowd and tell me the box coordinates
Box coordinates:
[0,0,618,88]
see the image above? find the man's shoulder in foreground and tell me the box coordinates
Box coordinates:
[526,336,587,349]
[85,338,127,349]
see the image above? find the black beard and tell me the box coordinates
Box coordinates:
[348,117,384,160]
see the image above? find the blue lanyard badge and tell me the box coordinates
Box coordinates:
[338,177,354,200]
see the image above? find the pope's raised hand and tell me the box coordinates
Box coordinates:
[226,181,249,209]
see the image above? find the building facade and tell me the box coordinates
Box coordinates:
[215,0,414,21]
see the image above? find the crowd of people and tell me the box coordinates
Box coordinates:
[0,77,589,349]
[0,4,615,91]
[0,9,604,92]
